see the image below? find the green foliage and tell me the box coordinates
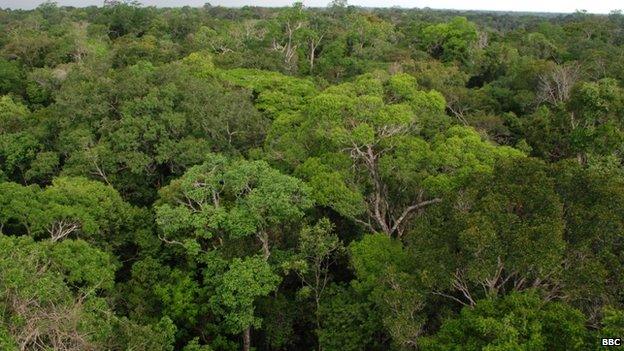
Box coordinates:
[219,68,317,118]
[182,51,216,78]
[412,158,565,300]
[212,256,281,333]
[421,17,478,63]
[0,59,24,95]
[48,239,117,290]
[554,161,624,318]
[420,291,588,351]
[2,5,624,350]
[0,234,173,350]
[283,218,344,347]
[0,181,42,235]
[112,316,177,351]
[183,337,214,351]
[318,285,381,351]
[350,233,411,292]
[0,177,137,251]
[350,234,426,348]
[599,308,624,342]
[53,60,265,203]
[156,153,312,257]
[294,157,366,218]
[0,96,29,134]
[0,325,17,351]
[567,78,624,155]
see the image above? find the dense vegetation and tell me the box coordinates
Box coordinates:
[1,1,624,350]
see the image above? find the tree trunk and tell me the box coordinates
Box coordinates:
[315,295,322,351]
[309,41,315,73]
[243,327,251,351]
[258,231,270,261]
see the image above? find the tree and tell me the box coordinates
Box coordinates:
[275,73,522,238]
[350,233,426,348]
[57,60,265,204]
[317,284,381,351]
[211,256,281,351]
[0,96,29,135]
[1,16,54,68]
[269,2,308,73]
[0,96,43,182]
[598,308,624,345]
[300,13,330,74]
[526,77,624,163]
[421,17,478,63]
[411,157,566,306]
[38,177,134,247]
[0,235,113,350]
[0,182,42,236]
[100,0,154,39]
[154,153,312,349]
[0,177,136,251]
[155,153,313,260]
[554,161,624,324]
[3,5,624,350]
[220,68,317,120]
[0,59,25,95]
[346,13,394,58]
[567,78,624,161]
[0,234,176,351]
[403,59,470,123]
[284,218,344,346]
[537,62,581,105]
[420,291,588,351]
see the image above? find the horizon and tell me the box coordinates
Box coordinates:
[0,0,622,14]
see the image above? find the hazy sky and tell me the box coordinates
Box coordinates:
[1,0,622,14]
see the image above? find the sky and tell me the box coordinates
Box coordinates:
[0,0,622,14]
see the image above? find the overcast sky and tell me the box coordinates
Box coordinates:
[1,0,622,14]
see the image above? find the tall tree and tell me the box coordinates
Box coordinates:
[273,73,522,237]
[155,152,313,260]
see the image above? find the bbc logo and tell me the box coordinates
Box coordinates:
[602,338,622,347]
